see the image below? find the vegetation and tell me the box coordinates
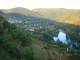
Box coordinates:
[53,22,80,42]
[0,16,37,60]
[0,7,80,60]
[3,7,41,17]
[58,16,80,26]
[2,7,80,26]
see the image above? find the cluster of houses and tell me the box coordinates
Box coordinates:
[8,18,22,23]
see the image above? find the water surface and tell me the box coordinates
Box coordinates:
[53,31,80,48]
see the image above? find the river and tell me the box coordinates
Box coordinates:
[53,31,80,48]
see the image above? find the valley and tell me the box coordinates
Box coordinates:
[0,7,80,60]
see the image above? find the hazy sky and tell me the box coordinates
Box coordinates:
[0,0,80,10]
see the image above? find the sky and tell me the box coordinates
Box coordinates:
[0,0,80,10]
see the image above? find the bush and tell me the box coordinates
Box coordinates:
[53,52,55,55]
[24,48,34,60]
[33,54,39,60]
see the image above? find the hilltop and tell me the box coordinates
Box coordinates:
[2,7,80,25]
[2,7,42,17]
[3,7,80,20]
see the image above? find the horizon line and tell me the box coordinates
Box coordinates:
[0,7,80,10]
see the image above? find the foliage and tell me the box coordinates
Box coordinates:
[24,48,34,60]
[3,7,80,22]
[0,16,32,60]
[33,54,39,60]
[58,16,80,26]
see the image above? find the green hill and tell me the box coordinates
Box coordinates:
[0,16,68,60]
[2,7,80,25]
[0,16,32,60]
[3,7,80,20]
[58,16,80,26]
[33,8,80,20]
[0,9,80,60]
[3,7,42,18]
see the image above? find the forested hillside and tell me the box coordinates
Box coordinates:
[33,8,80,20]
[2,7,80,25]
[0,16,68,60]
[3,7,41,17]
[3,7,80,20]
[0,11,12,19]
[0,7,80,60]
[58,16,80,26]
[0,16,33,60]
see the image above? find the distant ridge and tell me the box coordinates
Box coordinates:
[1,7,80,25]
[2,7,42,18]
[2,7,80,19]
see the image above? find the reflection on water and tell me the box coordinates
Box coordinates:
[53,31,80,48]
[53,32,67,43]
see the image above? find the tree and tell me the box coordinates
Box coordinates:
[0,26,4,35]
[24,48,34,60]
[33,54,39,60]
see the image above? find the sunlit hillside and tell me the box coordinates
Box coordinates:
[58,16,80,26]
[3,7,80,20]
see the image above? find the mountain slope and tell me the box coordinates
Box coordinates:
[33,8,80,25]
[0,16,33,60]
[0,11,12,19]
[2,7,80,25]
[58,16,80,26]
[3,7,42,18]
[32,8,80,20]
[3,7,80,20]
[0,16,68,60]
